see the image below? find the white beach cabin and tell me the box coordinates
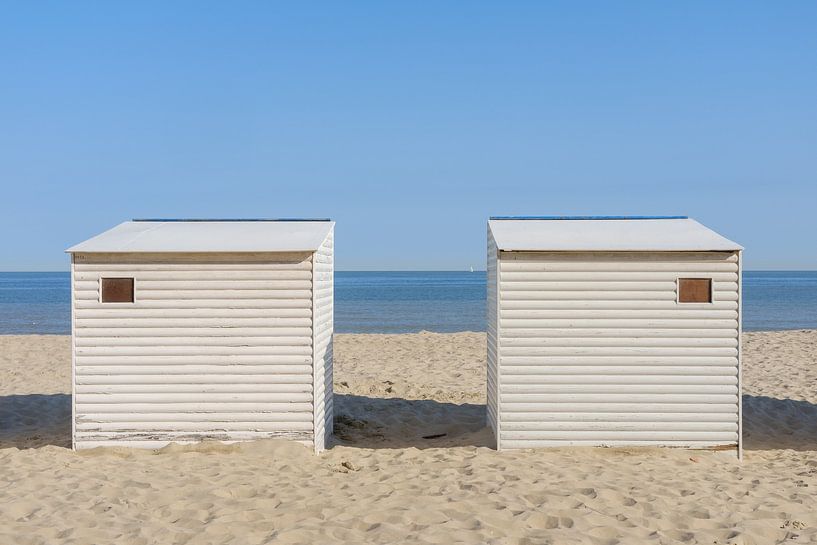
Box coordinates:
[486,216,743,455]
[66,219,334,453]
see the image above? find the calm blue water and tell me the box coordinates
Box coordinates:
[1,271,815,334]
[335,272,486,333]
[0,273,71,335]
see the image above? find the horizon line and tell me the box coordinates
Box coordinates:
[2,268,817,273]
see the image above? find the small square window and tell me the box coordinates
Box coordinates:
[678,278,711,303]
[101,278,134,303]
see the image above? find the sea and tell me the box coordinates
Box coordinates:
[1,271,816,335]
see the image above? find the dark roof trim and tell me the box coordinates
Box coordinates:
[132,218,332,222]
[490,215,688,221]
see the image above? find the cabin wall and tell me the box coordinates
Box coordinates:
[496,251,741,450]
[71,251,316,449]
[486,228,499,442]
[312,228,334,453]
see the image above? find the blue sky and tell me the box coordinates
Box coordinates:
[1,2,815,270]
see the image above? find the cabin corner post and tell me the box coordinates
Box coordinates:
[312,248,320,454]
[70,254,77,450]
[326,227,335,445]
[310,226,335,454]
[737,249,743,460]
[495,249,502,452]
[486,224,502,451]
[485,227,490,434]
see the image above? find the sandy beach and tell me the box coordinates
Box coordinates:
[1,330,816,544]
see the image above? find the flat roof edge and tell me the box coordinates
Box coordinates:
[131,218,332,222]
[65,248,320,254]
[490,215,688,221]
[496,247,742,252]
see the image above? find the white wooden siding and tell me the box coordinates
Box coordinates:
[496,251,741,451]
[312,227,334,453]
[72,252,316,449]
[486,228,499,441]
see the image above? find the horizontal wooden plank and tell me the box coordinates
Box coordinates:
[500,328,738,339]
[501,356,738,365]
[77,327,312,338]
[74,438,314,450]
[501,393,737,403]
[75,402,314,413]
[501,337,737,348]
[500,375,737,385]
[500,318,738,329]
[501,366,737,376]
[500,440,736,449]
[75,336,312,348]
[75,308,312,319]
[75,383,313,394]
[500,300,738,310]
[499,261,738,272]
[76,317,312,328]
[502,281,679,292]
[73,429,313,442]
[76,355,312,365]
[500,272,738,282]
[500,384,737,394]
[500,309,737,320]
[75,299,312,310]
[75,289,314,300]
[76,345,312,357]
[76,392,313,403]
[76,270,312,281]
[500,291,738,301]
[500,346,737,357]
[76,373,312,384]
[499,430,738,441]
[76,365,313,375]
[77,280,313,291]
[501,403,737,413]
[75,421,313,432]
[76,412,314,422]
[502,411,738,422]
[501,421,738,432]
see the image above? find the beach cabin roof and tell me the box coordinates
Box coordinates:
[66,219,334,253]
[488,216,742,252]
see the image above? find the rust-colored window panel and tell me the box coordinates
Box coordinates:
[678,278,712,303]
[101,278,134,303]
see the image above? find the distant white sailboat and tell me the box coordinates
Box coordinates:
[470,266,474,273]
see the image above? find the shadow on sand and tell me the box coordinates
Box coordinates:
[0,393,71,449]
[742,394,817,451]
[331,393,817,452]
[331,393,494,449]
[1,392,815,452]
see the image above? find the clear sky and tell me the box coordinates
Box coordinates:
[1,2,815,271]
